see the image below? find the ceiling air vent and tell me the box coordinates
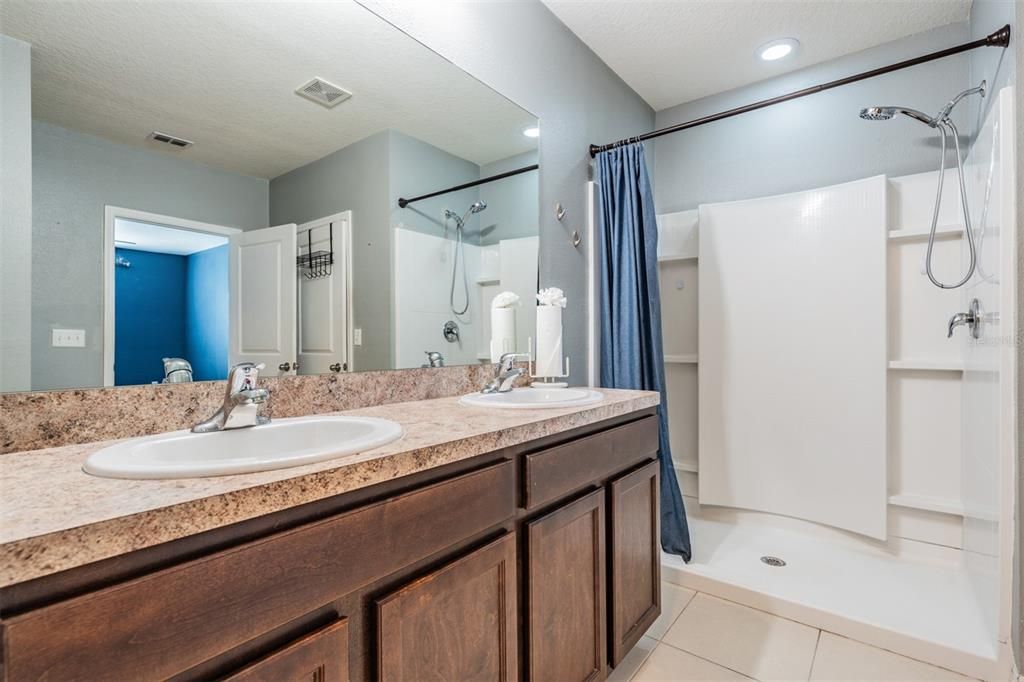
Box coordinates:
[295,77,352,109]
[147,131,194,148]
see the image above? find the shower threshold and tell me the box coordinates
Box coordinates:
[662,514,1000,680]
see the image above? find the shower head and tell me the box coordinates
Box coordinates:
[858,106,897,121]
[458,201,487,228]
[859,106,935,126]
[860,82,985,128]
[444,208,464,230]
[444,201,488,231]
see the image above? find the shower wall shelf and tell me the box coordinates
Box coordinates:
[657,253,698,263]
[665,354,698,364]
[887,493,965,518]
[887,359,964,372]
[888,225,963,241]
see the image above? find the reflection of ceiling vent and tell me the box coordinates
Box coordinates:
[295,77,352,108]
[147,131,194,148]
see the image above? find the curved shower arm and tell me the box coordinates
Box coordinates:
[937,81,986,123]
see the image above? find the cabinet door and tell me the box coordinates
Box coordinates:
[377,533,518,682]
[527,489,606,682]
[224,618,349,682]
[608,460,661,666]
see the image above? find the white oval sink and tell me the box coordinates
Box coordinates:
[460,387,604,409]
[83,416,403,480]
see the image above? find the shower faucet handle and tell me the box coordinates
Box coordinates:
[947,299,981,339]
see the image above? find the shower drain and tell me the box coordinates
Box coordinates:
[760,556,786,567]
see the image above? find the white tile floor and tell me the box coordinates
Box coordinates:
[607,583,978,682]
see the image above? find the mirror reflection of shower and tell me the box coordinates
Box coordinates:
[443,201,487,316]
[859,81,985,289]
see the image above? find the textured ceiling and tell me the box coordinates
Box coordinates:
[541,0,973,111]
[1,1,538,179]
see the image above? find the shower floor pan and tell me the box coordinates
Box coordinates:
[663,513,1000,680]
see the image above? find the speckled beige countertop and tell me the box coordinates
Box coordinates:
[0,389,658,587]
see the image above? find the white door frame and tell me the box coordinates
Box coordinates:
[296,210,355,372]
[103,206,241,387]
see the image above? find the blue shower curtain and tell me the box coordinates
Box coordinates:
[596,142,692,561]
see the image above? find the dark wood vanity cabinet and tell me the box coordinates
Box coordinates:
[223,619,351,682]
[377,533,518,682]
[526,490,607,682]
[0,409,661,682]
[608,460,661,666]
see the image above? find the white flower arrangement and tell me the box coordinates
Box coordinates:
[536,287,567,308]
[491,291,521,309]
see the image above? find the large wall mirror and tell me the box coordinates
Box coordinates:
[0,1,540,392]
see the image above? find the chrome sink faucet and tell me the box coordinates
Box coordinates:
[192,362,270,433]
[482,353,530,394]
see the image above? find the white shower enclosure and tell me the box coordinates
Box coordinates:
[653,86,1017,680]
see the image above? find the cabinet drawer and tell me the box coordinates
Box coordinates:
[377,533,518,682]
[523,416,659,509]
[3,461,514,682]
[224,618,349,682]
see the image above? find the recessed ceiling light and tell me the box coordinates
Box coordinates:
[758,38,799,62]
[522,125,540,138]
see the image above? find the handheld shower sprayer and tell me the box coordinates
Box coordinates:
[443,201,489,317]
[859,81,986,290]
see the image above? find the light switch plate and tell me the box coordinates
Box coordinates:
[353,328,363,346]
[52,328,86,348]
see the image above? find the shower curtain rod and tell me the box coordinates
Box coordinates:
[397,163,539,208]
[589,24,1011,158]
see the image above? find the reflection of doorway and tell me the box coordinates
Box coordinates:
[103,206,240,386]
[296,211,353,374]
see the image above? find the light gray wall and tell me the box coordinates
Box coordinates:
[388,129,483,245]
[0,36,32,392]
[478,150,540,246]
[269,131,391,371]
[968,1,1016,134]
[651,22,972,213]
[360,0,656,385]
[32,121,269,390]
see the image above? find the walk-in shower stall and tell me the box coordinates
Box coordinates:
[587,19,1018,680]
[649,87,1016,681]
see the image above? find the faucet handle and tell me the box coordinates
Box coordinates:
[947,298,981,339]
[497,353,515,374]
[227,362,265,392]
[497,352,529,374]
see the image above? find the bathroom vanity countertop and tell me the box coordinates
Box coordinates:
[0,388,658,587]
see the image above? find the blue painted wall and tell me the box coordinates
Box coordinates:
[185,245,229,381]
[114,248,187,385]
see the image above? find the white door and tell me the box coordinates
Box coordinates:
[297,212,352,375]
[229,224,297,376]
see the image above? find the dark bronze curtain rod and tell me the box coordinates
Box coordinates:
[589,24,1011,158]
[397,163,539,208]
